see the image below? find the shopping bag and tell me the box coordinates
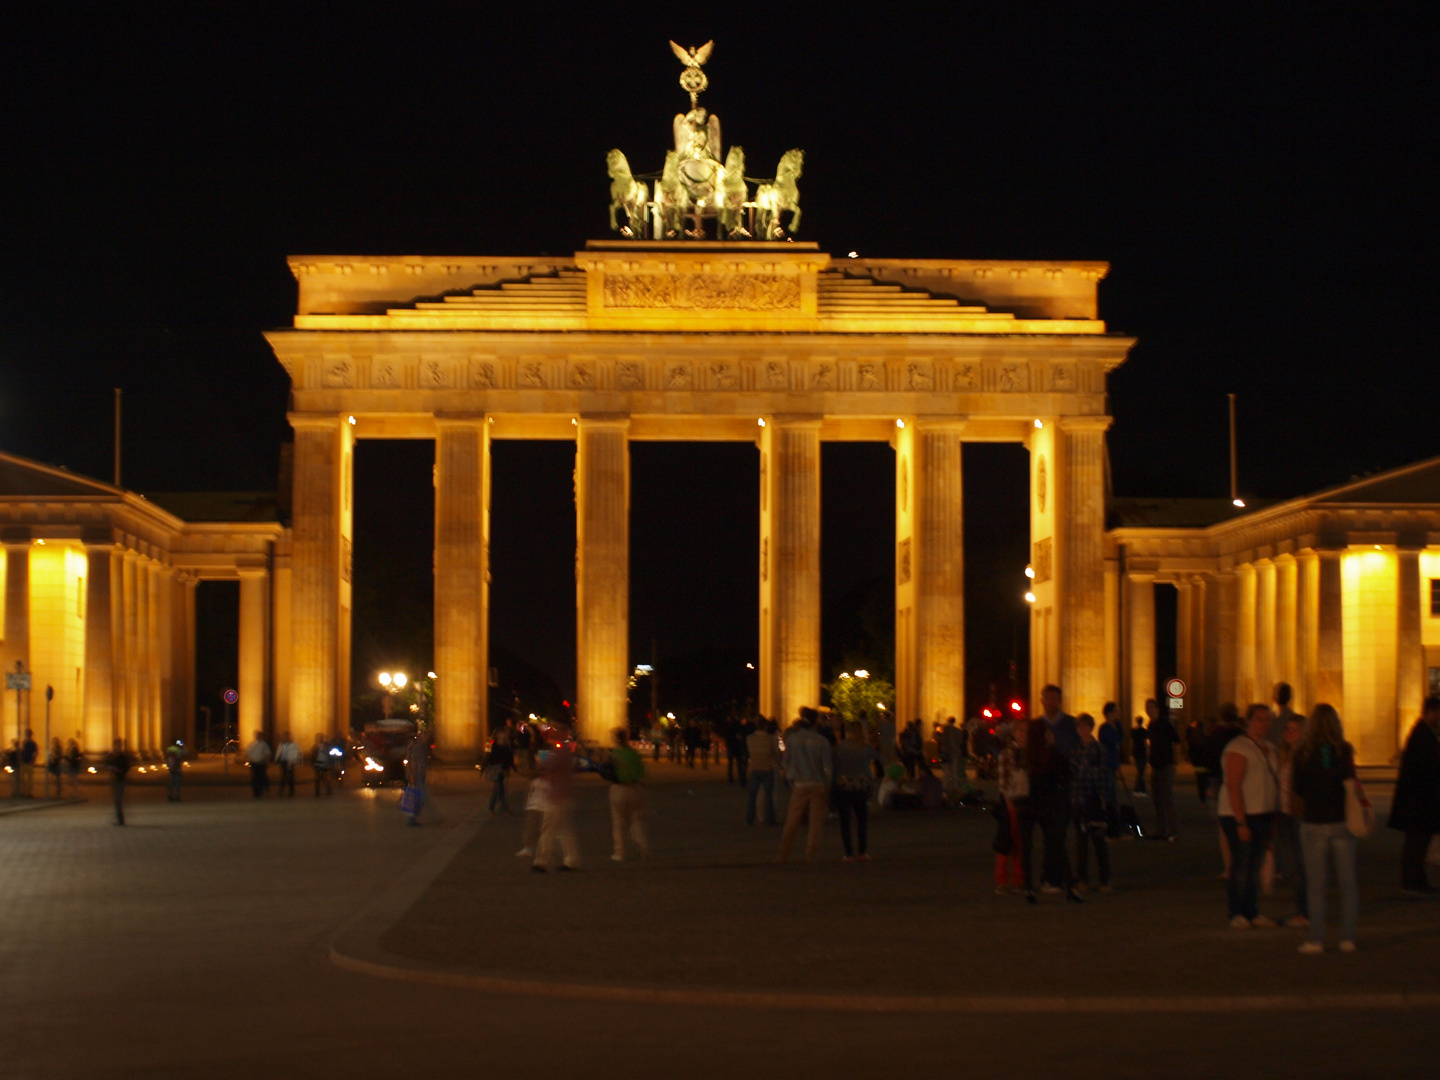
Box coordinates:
[399,785,421,815]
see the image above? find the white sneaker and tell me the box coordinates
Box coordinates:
[1339,940,1357,952]
[515,847,534,858]
[1229,915,1251,929]
[1298,941,1324,954]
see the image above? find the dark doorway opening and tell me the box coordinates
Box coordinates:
[194,579,237,750]
[821,442,896,688]
[963,443,1030,715]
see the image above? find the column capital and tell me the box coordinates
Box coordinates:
[1057,415,1114,434]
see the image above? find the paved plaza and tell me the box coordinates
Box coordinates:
[2,760,1438,1078]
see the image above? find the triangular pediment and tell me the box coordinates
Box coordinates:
[1310,456,1440,506]
[0,451,121,499]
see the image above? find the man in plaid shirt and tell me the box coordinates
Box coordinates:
[1070,714,1115,891]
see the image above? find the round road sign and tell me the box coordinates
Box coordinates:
[1165,678,1187,698]
[223,688,238,705]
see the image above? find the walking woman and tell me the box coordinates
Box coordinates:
[1292,704,1362,953]
[832,721,879,861]
[484,730,515,816]
[995,720,1030,897]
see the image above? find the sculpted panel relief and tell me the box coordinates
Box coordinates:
[521,361,547,388]
[665,363,694,389]
[567,362,596,389]
[372,361,400,389]
[616,361,644,390]
[897,537,912,586]
[810,364,835,390]
[1031,537,1053,584]
[956,363,981,390]
[420,360,454,389]
[469,360,497,389]
[709,362,739,390]
[322,359,354,388]
[907,363,933,391]
[603,273,801,310]
[765,361,789,388]
[857,363,880,390]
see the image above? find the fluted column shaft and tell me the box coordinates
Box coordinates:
[1236,563,1257,707]
[1396,546,1424,745]
[1315,548,1344,709]
[1276,555,1298,702]
[1126,572,1156,724]
[83,544,115,753]
[576,418,630,747]
[434,419,490,756]
[237,567,269,741]
[1057,418,1109,718]
[289,415,350,747]
[759,418,821,725]
[3,541,31,742]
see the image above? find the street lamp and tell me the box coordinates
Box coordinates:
[378,671,407,719]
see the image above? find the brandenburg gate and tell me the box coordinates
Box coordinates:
[266,242,1133,753]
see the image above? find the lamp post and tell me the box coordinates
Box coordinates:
[378,671,407,720]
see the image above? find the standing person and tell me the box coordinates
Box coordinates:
[1293,704,1362,952]
[1146,699,1179,841]
[1187,717,1213,805]
[745,718,780,826]
[606,728,648,861]
[484,730,515,816]
[995,720,1030,896]
[311,733,334,796]
[1274,714,1309,926]
[164,738,185,802]
[776,708,833,863]
[19,729,38,797]
[1208,703,1244,877]
[274,731,300,797]
[1269,682,1297,747]
[532,740,580,872]
[104,738,131,825]
[1070,714,1114,892]
[731,714,752,786]
[939,716,967,795]
[900,720,923,779]
[877,711,898,770]
[1098,702,1122,809]
[1217,704,1281,928]
[1130,714,1149,795]
[516,774,549,859]
[832,721,879,861]
[46,737,64,798]
[1032,685,1082,901]
[244,730,271,798]
[402,731,433,827]
[1388,694,1440,893]
[64,738,83,798]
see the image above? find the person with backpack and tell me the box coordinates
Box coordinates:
[1292,703,1362,952]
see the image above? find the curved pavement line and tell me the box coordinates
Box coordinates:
[328,807,1440,1015]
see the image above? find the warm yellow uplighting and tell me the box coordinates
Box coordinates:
[1034,419,1044,429]
[1024,565,1035,579]
[1025,591,1037,604]
[895,419,905,429]
[1232,498,1246,508]
[392,672,408,688]
[347,415,356,426]
[757,418,766,428]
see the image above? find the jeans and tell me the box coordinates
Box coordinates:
[835,787,869,856]
[278,763,295,796]
[1301,821,1358,944]
[1273,813,1309,918]
[167,769,182,802]
[1037,792,1072,888]
[249,763,268,797]
[1220,812,1274,919]
[608,783,648,859]
[111,780,126,825]
[489,775,509,814]
[1151,764,1177,838]
[1074,817,1111,886]
[746,769,777,824]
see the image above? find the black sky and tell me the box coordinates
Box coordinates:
[1,5,1433,711]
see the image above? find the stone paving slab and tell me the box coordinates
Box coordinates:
[378,762,1440,1005]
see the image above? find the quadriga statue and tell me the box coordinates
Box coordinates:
[718,146,750,238]
[606,149,650,238]
[756,149,803,238]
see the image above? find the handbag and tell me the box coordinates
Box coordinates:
[1343,778,1374,839]
[399,785,421,815]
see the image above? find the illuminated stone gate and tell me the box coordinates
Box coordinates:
[266,243,1134,752]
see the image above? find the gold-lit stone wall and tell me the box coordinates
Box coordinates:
[26,544,88,743]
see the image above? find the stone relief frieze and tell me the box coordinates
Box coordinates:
[1036,454,1048,513]
[957,363,981,390]
[907,363,933,391]
[469,360,497,389]
[1051,364,1075,391]
[810,365,835,390]
[420,360,454,389]
[616,361,644,390]
[665,363,694,389]
[371,361,400,389]
[999,363,1027,392]
[322,359,354,388]
[765,361,789,388]
[568,362,596,389]
[603,273,801,310]
[1031,536,1053,584]
[520,361,547,388]
[709,362,739,390]
[857,363,880,390]
[897,537,912,585]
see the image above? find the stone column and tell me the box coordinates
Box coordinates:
[1315,547,1345,710]
[174,573,196,748]
[289,415,350,747]
[3,538,31,742]
[1189,576,1210,724]
[575,418,630,747]
[758,418,821,726]
[1104,556,1120,708]
[1255,559,1276,707]
[121,552,140,752]
[1276,554,1298,699]
[895,421,965,726]
[83,543,115,753]
[1126,570,1156,724]
[156,566,174,746]
[1296,550,1319,711]
[1176,577,1192,699]
[434,419,490,757]
[1396,544,1425,747]
[146,561,163,753]
[1057,417,1110,718]
[1235,563,1257,708]
[1214,570,1237,709]
[270,542,292,742]
[237,567,269,743]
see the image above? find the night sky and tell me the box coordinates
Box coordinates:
[2,6,1432,716]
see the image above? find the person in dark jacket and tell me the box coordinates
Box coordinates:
[1389,695,1440,893]
[1146,699,1180,840]
[1130,714,1149,795]
[1030,685,1083,902]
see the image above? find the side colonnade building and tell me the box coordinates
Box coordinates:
[0,454,288,756]
[1112,458,1440,764]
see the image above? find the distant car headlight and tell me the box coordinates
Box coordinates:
[364,756,384,772]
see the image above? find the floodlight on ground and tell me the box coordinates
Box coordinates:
[746,662,754,669]
[758,418,766,427]
[427,671,436,679]
[1233,498,1246,508]
[347,416,356,426]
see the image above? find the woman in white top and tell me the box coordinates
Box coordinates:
[1218,704,1281,928]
